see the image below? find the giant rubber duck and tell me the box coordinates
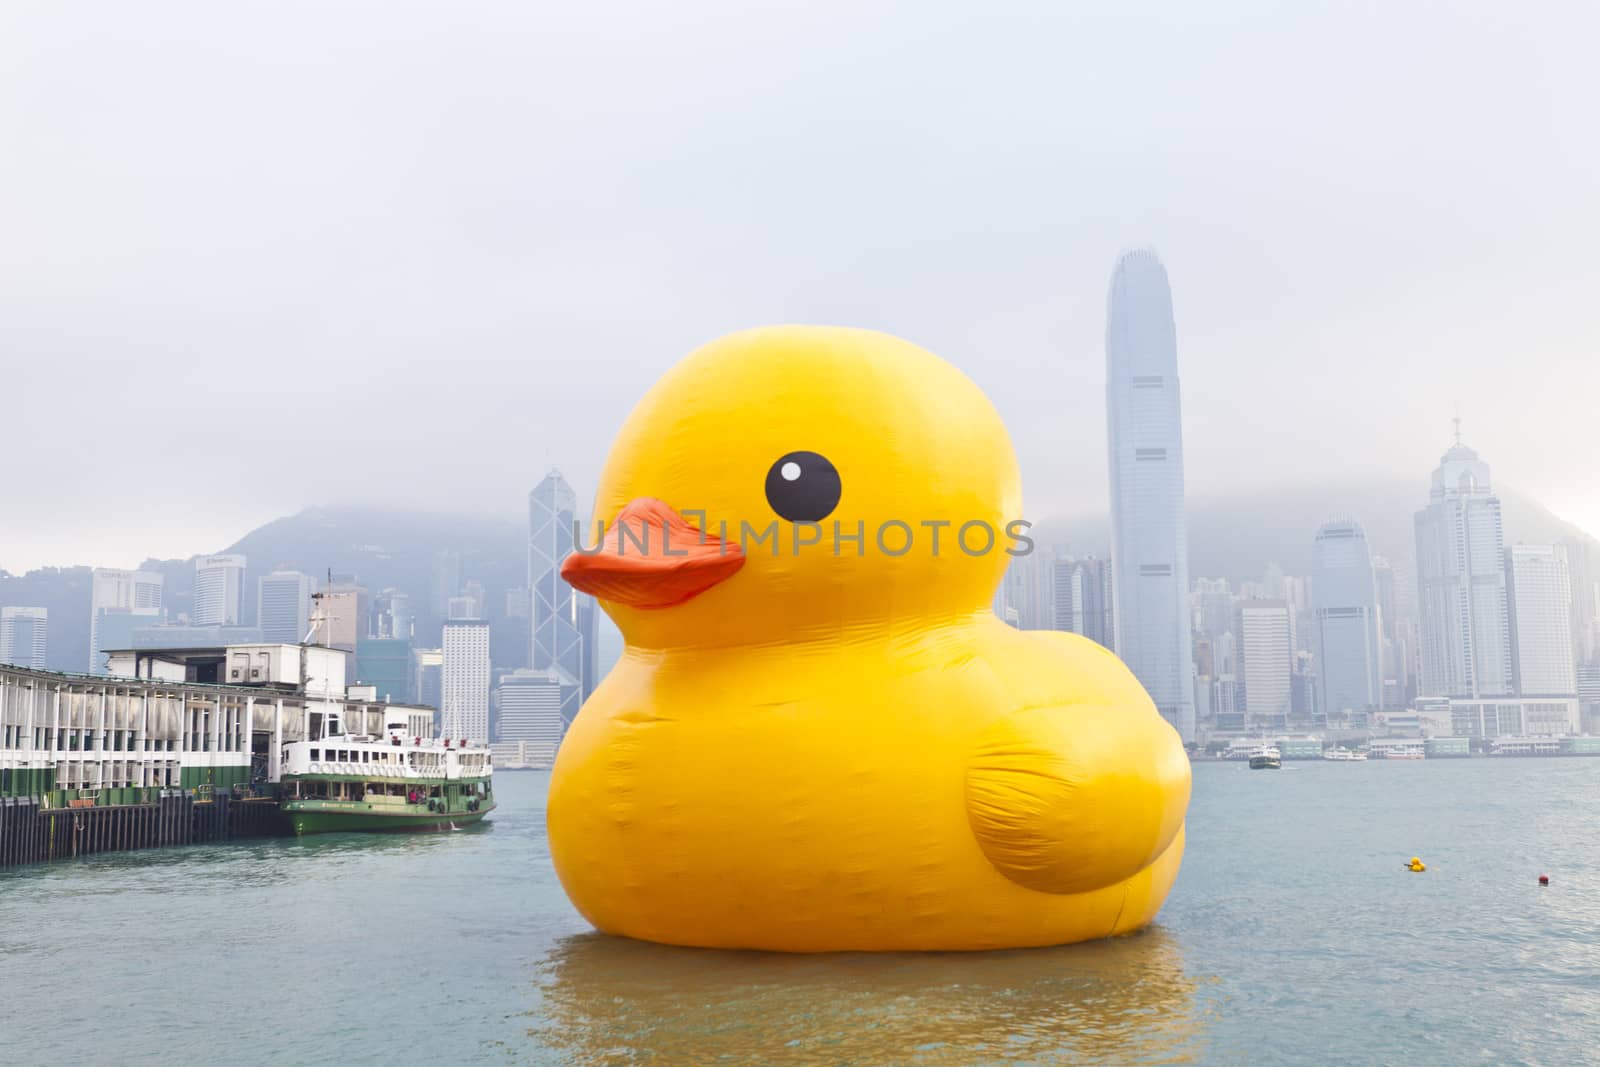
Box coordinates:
[553,325,1191,952]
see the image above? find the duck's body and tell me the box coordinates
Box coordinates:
[552,325,1190,952]
[552,614,1187,951]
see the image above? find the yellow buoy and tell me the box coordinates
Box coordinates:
[1407,857,1426,872]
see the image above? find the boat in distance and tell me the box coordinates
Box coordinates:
[278,713,494,835]
[1248,744,1282,770]
[1323,747,1368,762]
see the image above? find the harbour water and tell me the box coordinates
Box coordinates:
[5,760,1600,1064]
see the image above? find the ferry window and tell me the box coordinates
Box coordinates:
[310,749,320,760]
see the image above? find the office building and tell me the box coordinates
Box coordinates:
[89,568,164,674]
[1414,429,1512,698]
[308,586,365,653]
[193,554,246,626]
[1236,599,1293,727]
[530,469,593,720]
[492,667,578,768]
[1051,557,1114,649]
[441,620,490,743]
[1311,520,1382,716]
[258,570,316,644]
[370,589,412,641]
[1505,544,1576,698]
[1105,249,1195,741]
[412,647,443,712]
[356,636,412,703]
[0,607,47,669]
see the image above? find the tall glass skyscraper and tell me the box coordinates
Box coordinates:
[530,469,594,726]
[1311,519,1382,716]
[1414,432,1512,698]
[1105,249,1195,742]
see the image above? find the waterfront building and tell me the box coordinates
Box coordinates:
[530,469,593,718]
[0,607,47,669]
[0,643,434,802]
[1448,696,1580,739]
[1236,599,1293,728]
[89,568,165,675]
[1311,519,1382,717]
[1105,249,1195,742]
[1505,544,1577,698]
[193,554,246,626]
[1052,557,1114,650]
[1414,429,1512,698]
[355,636,412,703]
[441,620,490,743]
[258,570,316,644]
[412,647,443,712]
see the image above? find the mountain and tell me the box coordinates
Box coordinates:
[5,485,1595,673]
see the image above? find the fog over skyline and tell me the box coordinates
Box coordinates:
[4,1,1598,574]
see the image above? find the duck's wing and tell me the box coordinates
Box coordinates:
[964,703,1190,895]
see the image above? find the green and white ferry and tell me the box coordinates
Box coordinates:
[279,711,494,836]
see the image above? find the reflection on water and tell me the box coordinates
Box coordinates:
[530,927,1207,1064]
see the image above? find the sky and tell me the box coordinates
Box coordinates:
[3,0,1598,573]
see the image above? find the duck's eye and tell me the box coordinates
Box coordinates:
[764,451,841,522]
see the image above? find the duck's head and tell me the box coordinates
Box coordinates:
[561,326,1023,649]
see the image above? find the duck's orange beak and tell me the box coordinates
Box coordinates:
[560,498,744,610]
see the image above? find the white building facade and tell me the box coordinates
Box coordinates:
[1505,544,1576,698]
[1105,249,1195,742]
[441,620,490,744]
[1237,599,1293,724]
[258,570,316,644]
[193,554,246,627]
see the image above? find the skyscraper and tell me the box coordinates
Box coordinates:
[494,667,576,754]
[193,554,246,626]
[1505,544,1576,698]
[89,568,164,674]
[441,620,490,743]
[258,569,316,643]
[1311,520,1382,716]
[1051,557,1114,650]
[530,469,589,721]
[1106,249,1195,741]
[1236,599,1293,727]
[0,607,47,668]
[1414,430,1512,698]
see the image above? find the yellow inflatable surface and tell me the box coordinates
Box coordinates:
[554,325,1190,952]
